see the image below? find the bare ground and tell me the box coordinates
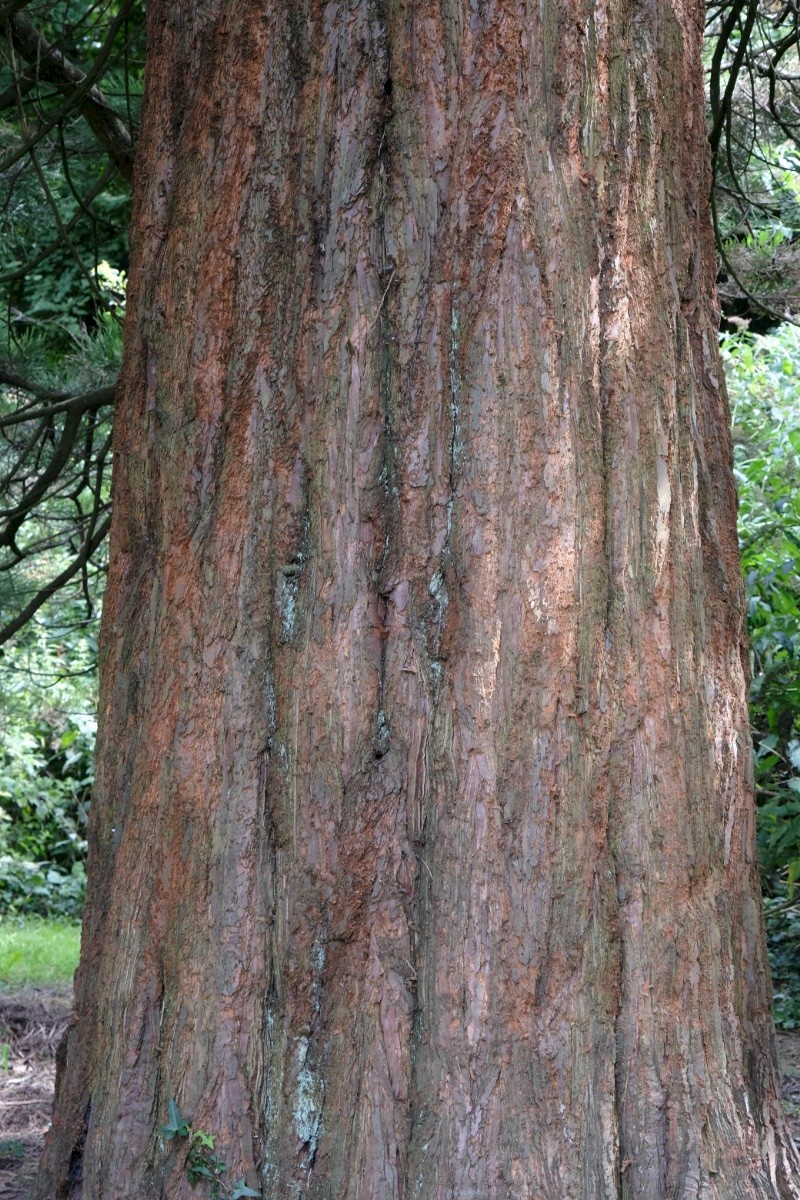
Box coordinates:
[0,992,798,1199]
[0,990,70,1200]
[780,1031,800,1161]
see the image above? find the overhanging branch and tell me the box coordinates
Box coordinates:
[2,11,135,180]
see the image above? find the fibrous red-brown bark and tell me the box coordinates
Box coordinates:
[36,2,800,1198]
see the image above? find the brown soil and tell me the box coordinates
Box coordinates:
[0,990,70,1200]
[0,990,798,1199]
[779,1031,800,1156]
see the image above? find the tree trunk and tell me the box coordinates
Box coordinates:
[35,1,800,1197]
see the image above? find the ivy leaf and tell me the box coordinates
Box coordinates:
[230,1182,261,1199]
[159,1098,183,1138]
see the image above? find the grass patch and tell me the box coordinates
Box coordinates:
[0,918,80,988]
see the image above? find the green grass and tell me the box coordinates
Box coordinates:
[0,917,80,988]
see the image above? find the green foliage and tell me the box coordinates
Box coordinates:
[716,145,800,320]
[705,0,800,323]
[0,712,93,865]
[764,887,800,1030]
[723,325,800,1027]
[723,326,800,889]
[0,916,80,986]
[160,1101,261,1200]
[0,597,97,918]
[0,858,85,919]
[0,1,142,356]
[0,0,138,643]
[0,2,135,914]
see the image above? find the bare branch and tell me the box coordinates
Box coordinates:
[0,383,116,429]
[0,512,111,647]
[0,364,61,399]
[0,0,136,176]
[3,10,135,180]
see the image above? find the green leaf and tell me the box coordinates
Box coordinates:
[0,1138,24,1161]
[159,1098,184,1138]
[787,859,800,900]
[187,1162,215,1182]
[230,1182,261,1199]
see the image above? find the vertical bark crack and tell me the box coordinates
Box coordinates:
[373,64,397,758]
[62,1099,90,1200]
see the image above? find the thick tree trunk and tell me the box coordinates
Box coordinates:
[36,1,799,1197]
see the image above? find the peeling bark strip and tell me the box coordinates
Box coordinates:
[35,2,800,1198]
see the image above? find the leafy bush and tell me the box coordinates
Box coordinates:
[723,325,800,1026]
[0,716,93,866]
[764,887,800,1030]
[0,603,96,919]
[724,327,800,888]
[0,859,85,920]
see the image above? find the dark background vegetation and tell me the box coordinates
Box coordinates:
[0,0,798,1028]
